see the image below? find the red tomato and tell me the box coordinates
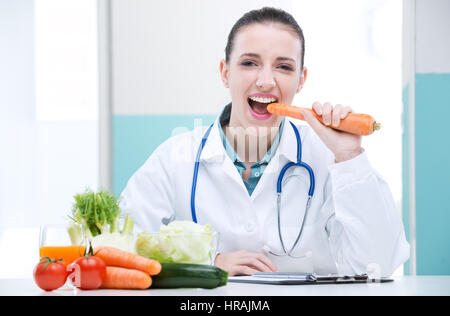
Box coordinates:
[33,257,68,291]
[68,255,106,290]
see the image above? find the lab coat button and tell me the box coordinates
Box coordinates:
[245,222,254,232]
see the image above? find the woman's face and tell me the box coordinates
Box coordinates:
[220,22,307,130]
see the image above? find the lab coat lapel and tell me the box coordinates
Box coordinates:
[199,117,225,162]
[200,117,249,194]
[277,119,301,163]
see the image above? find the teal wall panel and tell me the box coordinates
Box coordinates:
[415,73,450,275]
[113,114,216,196]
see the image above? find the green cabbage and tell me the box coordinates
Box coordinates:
[136,221,215,264]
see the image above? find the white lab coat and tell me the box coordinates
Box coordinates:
[120,115,410,277]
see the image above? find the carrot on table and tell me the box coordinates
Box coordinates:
[94,246,161,276]
[267,103,381,136]
[101,266,152,290]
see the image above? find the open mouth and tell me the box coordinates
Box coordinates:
[248,96,278,120]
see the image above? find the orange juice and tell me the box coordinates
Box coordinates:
[39,246,86,266]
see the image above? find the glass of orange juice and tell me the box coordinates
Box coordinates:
[39,224,86,265]
[39,224,86,289]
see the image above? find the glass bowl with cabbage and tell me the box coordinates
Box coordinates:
[135,221,218,265]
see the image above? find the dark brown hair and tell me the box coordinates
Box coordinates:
[225,7,305,69]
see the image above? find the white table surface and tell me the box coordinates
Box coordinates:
[1,276,449,296]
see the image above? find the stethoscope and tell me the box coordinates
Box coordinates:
[190,121,315,258]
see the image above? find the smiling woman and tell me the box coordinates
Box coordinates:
[119,6,409,278]
[220,19,306,133]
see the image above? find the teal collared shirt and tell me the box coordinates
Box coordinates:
[218,104,284,196]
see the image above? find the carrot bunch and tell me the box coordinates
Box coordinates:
[94,246,162,290]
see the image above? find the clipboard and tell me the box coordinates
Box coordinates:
[228,273,394,285]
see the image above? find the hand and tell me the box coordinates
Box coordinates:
[302,102,363,163]
[214,250,279,276]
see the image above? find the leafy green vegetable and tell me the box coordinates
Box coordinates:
[136,221,216,264]
[90,213,136,253]
[68,188,134,250]
[69,189,121,238]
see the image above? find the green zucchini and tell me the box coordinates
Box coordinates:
[152,263,228,289]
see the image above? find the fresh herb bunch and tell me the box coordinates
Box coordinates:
[69,188,123,240]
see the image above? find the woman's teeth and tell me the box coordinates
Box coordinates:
[248,96,277,103]
[247,96,277,119]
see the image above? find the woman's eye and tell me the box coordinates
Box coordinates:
[241,61,256,67]
[278,64,294,71]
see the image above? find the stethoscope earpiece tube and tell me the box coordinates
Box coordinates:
[190,123,214,223]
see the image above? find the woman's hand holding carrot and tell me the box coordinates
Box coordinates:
[302,102,363,163]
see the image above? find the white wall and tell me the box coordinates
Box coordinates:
[111,0,293,115]
[0,0,99,278]
[0,0,37,226]
[0,0,99,227]
[415,0,450,73]
[292,0,403,204]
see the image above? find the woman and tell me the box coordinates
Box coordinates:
[120,7,409,277]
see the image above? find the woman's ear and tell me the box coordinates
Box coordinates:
[296,67,308,93]
[219,59,230,88]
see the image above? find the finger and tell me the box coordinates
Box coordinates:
[302,109,328,134]
[254,253,278,272]
[322,102,333,126]
[234,265,259,276]
[332,104,343,127]
[249,254,278,272]
[238,256,272,272]
[248,258,272,272]
[237,251,277,272]
[312,101,323,115]
[341,106,354,119]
